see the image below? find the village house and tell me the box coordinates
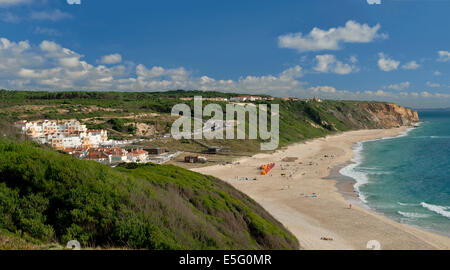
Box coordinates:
[100,147,129,164]
[85,149,110,164]
[147,147,166,155]
[127,149,149,163]
[230,96,263,102]
[184,155,208,164]
[15,120,108,149]
[203,97,228,102]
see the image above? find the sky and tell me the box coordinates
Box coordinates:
[1,0,450,108]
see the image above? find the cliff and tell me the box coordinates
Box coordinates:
[358,103,420,128]
[277,100,420,146]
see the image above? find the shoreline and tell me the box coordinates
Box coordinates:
[191,127,450,250]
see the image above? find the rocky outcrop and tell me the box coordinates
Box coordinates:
[363,103,420,128]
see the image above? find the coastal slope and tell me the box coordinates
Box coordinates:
[0,136,298,250]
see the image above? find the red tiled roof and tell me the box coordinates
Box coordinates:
[86,151,109,160]
[130,149,148,155]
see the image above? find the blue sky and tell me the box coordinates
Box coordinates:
[1,0,450,108]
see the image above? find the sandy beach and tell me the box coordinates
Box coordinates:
[192,128,450,250]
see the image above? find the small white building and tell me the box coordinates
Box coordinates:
[127,149,149,163]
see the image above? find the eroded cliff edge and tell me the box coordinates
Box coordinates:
[361,103,420,128]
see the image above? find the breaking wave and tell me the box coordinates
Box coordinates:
[421,202,450,219]
[397,211,431,219]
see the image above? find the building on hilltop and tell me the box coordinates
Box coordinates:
[15,120,108,150]
[313,97,323,102]
[230,96,263,102]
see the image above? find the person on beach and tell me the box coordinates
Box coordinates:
[349,204,352,209]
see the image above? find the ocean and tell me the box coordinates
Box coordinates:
[340,110,450,236]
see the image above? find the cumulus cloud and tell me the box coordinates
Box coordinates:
[278,20,386,52]
[0,37,129,90]
[0,37,307,94]
[384,81,410,91]
[313,54,356,75]
[437,51,450,62]
[1,36,450,108]
[378,53,400,72]
[99,54,122,65]
[401,61,420,70]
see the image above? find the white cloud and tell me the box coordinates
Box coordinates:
[0,37,129,90]
[378,53,400,72]
[0,37,308,94]
[437,51,450,62]
[0,0,30,7]
[99,54,122,65]
[367,90,390,97]
[401,61,420,70]
[314,54,356,75]
[434,71,442,76]
[385,81,410,91]
[40,40,61,52]
[421,91,433,98]
[1,36,450,108]
[426,81,440,88]
[367,0,381,4]
[310,86,338,93]
[278,20,385,52]
[31,9,73,21]
[279,65,303,79]
[67,0,81,4]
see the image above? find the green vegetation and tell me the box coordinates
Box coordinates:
[107,118,135,134]
[0,89,400,151]
[0,90,414,250]
[0,136,298,250]
[273,99,390,146]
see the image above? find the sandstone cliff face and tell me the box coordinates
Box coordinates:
[362,103,420,128]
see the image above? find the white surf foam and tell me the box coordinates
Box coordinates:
[421,202,450,219]
[339,141,369,202]
[397,202,420,207]
[339,126,418,204]
[397,211,431,219]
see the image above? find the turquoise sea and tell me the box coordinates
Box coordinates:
[340,110,450,236]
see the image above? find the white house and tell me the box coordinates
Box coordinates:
[127,149,149,163]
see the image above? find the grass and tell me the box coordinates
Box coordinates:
[0,136,299,250]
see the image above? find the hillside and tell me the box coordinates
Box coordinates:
[0,90,420,249]
[0,136,298,250]
[275,99,419,146]
[0,90,419,147]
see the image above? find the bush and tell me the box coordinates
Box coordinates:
[0,139,299,250]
